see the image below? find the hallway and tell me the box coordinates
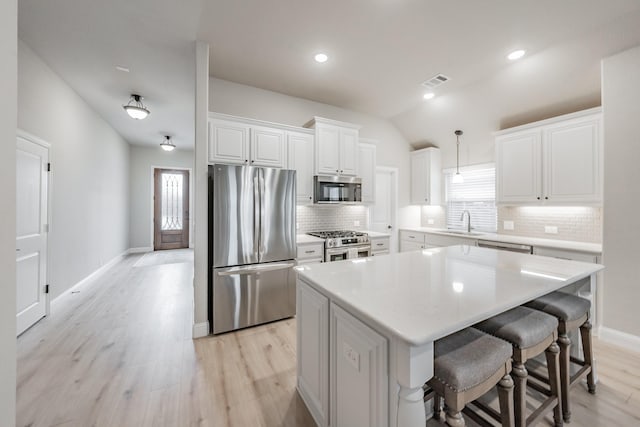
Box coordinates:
[16,250,314,427]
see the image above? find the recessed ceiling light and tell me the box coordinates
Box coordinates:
[115,66,130,73]
[314,53,328,63]
[507,49,526,61]
[423,92,435,100]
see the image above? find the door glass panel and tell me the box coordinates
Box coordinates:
[161,173,183,230]
[329,253,347,262]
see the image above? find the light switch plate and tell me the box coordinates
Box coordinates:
[354,220,360,227]
[427,219,435,225]
[545,226,558,234]
[343,342,360,371]
[503,220,514,231]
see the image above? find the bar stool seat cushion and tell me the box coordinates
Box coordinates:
[524,291,591,322]
[474,306,558,349]
[432,328,512,392]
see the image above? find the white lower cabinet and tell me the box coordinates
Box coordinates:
[370,236,390,256]
[297,281,329,427]
[330,303,388,427]
[297,242,324,264]
[399,230,426,252]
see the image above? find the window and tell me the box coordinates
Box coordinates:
[445,165,497,232]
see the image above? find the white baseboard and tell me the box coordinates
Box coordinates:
[598,326,640,353]
[192,321,210,339]
[128,246,153,254]
[52,250,128,307]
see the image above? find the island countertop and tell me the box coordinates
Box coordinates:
[296,245,603,347]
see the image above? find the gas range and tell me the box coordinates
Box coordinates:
[307,230,369,248]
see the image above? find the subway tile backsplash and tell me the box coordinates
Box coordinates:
[497,206,602,243]
[296,205,369,233]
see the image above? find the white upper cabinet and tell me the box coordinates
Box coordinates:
[250,125,286,167]
[496,108,602,205]
[208,119,250,165]
[316,125,341,174]
[358,141,377,203]
[340,128,359,176]
[543,116,601,203]
[496,130,541,203]
[309,117,361,176]
[208,116,286,168]
[410,147,441,205]
[288,131,315,204]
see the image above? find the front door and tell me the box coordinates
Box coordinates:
[16,133,49,335]
[154,168,189,250]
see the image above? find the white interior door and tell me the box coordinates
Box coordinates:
[370,168,397,252]
[16,133,49,336]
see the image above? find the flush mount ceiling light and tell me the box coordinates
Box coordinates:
[314,53,328,63]
[123,94,150,120]
[160,135,175,151]
[423,92,435,100]
[453,130,464,184]
[507,49,526,61]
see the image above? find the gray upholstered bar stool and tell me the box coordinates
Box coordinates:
[474,306,563,427]
[524,291,595,422]
[423,328,515,427]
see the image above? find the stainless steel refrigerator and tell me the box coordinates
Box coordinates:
[209,164,297,334]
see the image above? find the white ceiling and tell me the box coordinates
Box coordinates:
[18,0,640,150]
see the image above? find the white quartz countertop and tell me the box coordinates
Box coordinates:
[400,227,602,254]
[296,234,325,244]
[296,246,603,346]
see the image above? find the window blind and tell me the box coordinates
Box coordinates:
[445,166,497,232]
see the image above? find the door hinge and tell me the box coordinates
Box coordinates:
[47,162,51,172]
[45,284,49,294]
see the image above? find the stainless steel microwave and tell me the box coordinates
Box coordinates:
[314,175,362,204]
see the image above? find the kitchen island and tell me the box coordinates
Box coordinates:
[295,245,603,427]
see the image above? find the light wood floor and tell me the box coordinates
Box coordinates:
[16,251,640,427]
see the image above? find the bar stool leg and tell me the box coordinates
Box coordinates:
[497,374,515,427]
[580,321,596,394]
[434,394,442,420]
[545,342,563,427]
[445,407,465,427]
[512,362,528,427]
[558,332,571,422]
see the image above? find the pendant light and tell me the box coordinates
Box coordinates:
[160,135,175,151]
[123,94,150,120]
[452,130,464,184]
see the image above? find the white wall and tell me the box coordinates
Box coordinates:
[602,45,640,338]
[18,40,130,300]
[193,42,209,335]
[129,145,194,250]
[0,0,17,424]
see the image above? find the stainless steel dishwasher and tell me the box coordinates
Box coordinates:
[477,240,533,254]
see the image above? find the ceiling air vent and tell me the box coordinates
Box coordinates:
[421,74,450,89]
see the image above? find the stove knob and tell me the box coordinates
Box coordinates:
[327,240,334,248]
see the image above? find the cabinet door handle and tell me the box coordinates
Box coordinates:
[545,196,549,200]
[245,159,248,163]
[336,169,339,173]
[376,243,384,246]
[537,196,541,200]
[425,198,428,202]
[251,160,255,164]
[305,250,315,254]
[409,236,415,239]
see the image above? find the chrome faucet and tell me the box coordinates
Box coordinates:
[460,210,471,233]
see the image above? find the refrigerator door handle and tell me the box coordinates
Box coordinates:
[253,174,260,260]
[259,172,267,257]
[216,262,296,276]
